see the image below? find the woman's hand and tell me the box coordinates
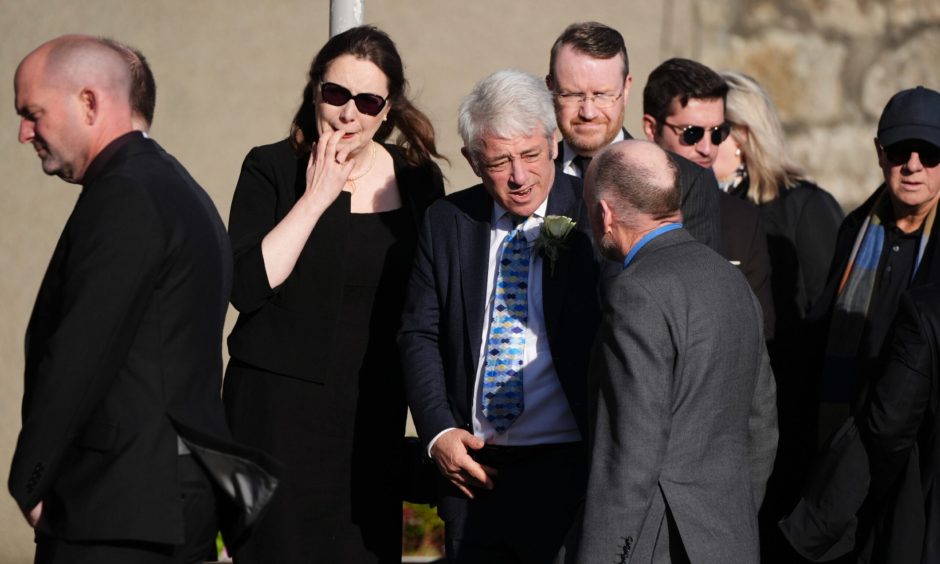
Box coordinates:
[259,127,355,290]
[302,127,354,213]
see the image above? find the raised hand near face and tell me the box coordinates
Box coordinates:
[303,126,355,214]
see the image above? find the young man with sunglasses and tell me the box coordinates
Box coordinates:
[643,57,776,338]
[546,22,721,252]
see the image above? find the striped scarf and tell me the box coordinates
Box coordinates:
[819,189,936,439]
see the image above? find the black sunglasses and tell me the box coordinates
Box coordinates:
[882,140,940,168]
[663,122,731,146]
[320,82,387,116]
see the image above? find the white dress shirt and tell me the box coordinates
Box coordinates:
[471,199,581,445]
[559,129,626,178]
[427,197,581,453]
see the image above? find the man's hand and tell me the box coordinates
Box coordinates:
[430,429,497,498]
[26,501,42,528]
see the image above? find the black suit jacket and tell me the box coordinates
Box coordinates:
[555,130,722,252]
[812,184,940,335]
[782,283,940,563]
[719,191,776,338]
[399,172,601,444]
[806,185,940,412]
[8,133,275,545]
[226,140,443,381]
[857,282,940,563]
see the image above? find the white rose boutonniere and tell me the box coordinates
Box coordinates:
[535,215,577,276]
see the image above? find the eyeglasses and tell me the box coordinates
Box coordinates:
[662,122,731,146]
[554,90,623,109]
[881,141,940,168]
[319,82,387,116]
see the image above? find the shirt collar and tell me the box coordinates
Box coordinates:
[492,197,550,245]
[623,223,683,269]
[560,129,626,173]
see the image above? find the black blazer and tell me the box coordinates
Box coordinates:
[399,172,601,444]
[732,179,843,336]
[808,185,940,388]
[226,139,444,381]
[719,191,776,338]
[783,283,940,563]
[555,129,722,253]
[813,185,940,327]
[858,282,940,563]
[8,133,273,544]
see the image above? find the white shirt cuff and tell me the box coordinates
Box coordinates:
[426,427,458,458]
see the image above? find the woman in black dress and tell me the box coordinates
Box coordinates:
[713,71,844,564]
[223,26,444,563]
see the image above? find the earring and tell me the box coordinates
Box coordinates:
[734,148,741,157]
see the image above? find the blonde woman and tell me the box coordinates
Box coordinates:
[715,71,843,331]
[713,71,843,563]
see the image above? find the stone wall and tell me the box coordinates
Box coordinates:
[700,0,940,209]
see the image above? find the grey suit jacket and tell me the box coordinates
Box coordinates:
[577,228,778,564]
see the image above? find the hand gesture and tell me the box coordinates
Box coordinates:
[25,500,42,528]
[429,429,497,499]
[302,127,354,213]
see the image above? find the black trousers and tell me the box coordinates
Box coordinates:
[439,442,586,564]
[34,454,218,564]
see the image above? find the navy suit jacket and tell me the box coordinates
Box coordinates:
[399,172,601,446]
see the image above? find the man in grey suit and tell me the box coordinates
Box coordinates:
[576,140,778,564]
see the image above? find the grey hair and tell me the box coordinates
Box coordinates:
[458,69,557,163]
[721,71,806,204]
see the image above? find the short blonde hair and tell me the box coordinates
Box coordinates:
[722,72,806,204]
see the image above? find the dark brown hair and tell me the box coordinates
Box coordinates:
[289,25,442,166]
[101,38,156,127]
[548,21,629,80]
[642,58,727,135]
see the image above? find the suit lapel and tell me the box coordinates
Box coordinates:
[543,174,578,342]
[457,188,493,380]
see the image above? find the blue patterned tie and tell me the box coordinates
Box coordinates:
[481,221,529,432]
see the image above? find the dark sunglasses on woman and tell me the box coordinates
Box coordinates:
[882,140,940,168]
[320,82,387,116]
[663,122,732,146]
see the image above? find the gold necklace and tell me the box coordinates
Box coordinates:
[346,142,377,193]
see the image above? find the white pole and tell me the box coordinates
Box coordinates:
[330,0,364,37]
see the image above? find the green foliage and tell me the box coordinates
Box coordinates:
[402,502,445,556]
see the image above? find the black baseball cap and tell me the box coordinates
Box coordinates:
[877,86,940,147]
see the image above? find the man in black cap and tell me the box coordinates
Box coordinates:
[782,86,940,563]
[811,86,940,439]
